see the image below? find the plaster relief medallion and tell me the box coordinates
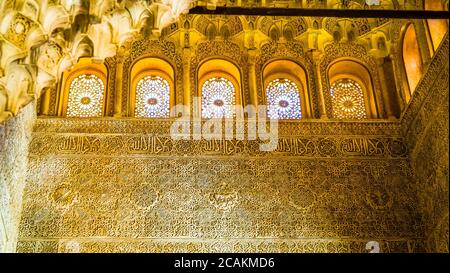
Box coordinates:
[326,162,349,178]
[50,184,78,210]
[387,139,408,157]
[366,188,393,210]
[103,136,124,154]
[98,192,119,212]
[209,184,239,212]
[318,138,337,157]
[132,184,159,210]
[288,185,317,212]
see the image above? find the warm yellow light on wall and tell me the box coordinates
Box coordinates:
[425,0,449,53]
[402,24,424,96]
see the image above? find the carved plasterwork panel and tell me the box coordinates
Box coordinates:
[15,115,426,253]
[402,36,449,252]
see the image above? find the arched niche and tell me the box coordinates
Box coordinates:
[402,23,424,101]
[424,0,449,54]
[197,58,243,118]
[58,57,108,117]
[327,59,379,119]
[129,57,175,118]
[262,59,312,119]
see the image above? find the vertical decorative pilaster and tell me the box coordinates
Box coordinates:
[247,49,258,108]
[311,50,327,119]
[375,57,395,119]
[113,52,124,117]
[182,48,192,115]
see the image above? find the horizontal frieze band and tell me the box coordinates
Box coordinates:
[30,134,408,158]
[33,118,403,136]
[16,238,426,253]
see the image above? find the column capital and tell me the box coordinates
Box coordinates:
[309,50,324,64]
[374,56,386,66]
[183,47,192,54]
[247,48,258,64]
[182,48,193,65]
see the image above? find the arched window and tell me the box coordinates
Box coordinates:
[201,77,236,118]
[266,78,302,119]
[135,76,170,118]
[330,79,367,119]
[327,59,378,119]
[59,58,108,117]
[197,59,242,118]
[66,74,105,117]
[262,59,312,118]
[402,24,424,97]
[130,57,175,117]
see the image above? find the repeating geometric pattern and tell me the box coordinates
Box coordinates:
[330,79,367,120]
[266,79,302,120]
[135,76,170,118]
[66,75,105,118]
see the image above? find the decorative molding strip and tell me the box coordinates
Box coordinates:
[33,118,403,136]
[29,134,408,158]
[17,238,427,253]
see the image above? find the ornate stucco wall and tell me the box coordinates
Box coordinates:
[0,102,35,252]
[14,117,425,253]
[0,1,447,253]
[13,37,449,254]
[402,37,449,253]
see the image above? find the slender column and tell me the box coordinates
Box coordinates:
[182,48,192,116]
[375,57,396,119]
[247,49,258,108]
[311,51,327,119]
[113,52,124,117]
